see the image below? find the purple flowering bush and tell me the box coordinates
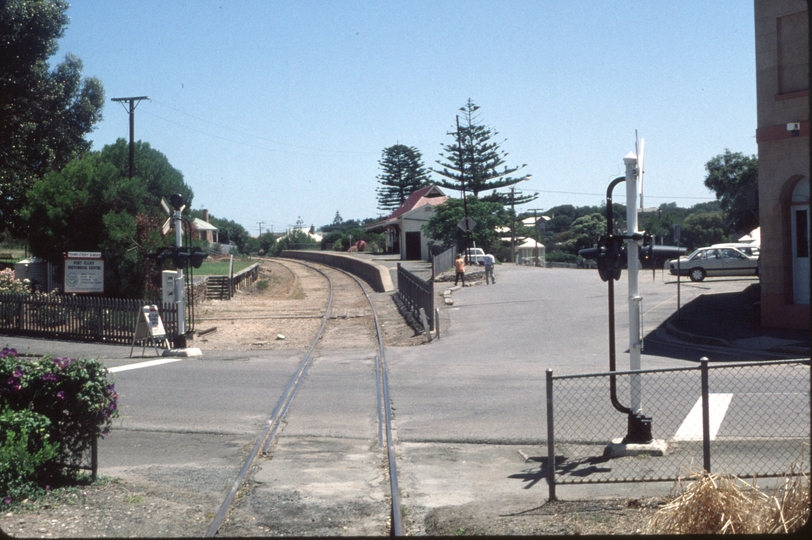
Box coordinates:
[0,347,118,500]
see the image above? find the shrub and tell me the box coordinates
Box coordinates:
[0,268,29,294]
[546,251,578,264]
[0,407,60,501]
[0,348,118,488]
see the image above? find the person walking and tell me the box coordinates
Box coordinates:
[454,252,466,287]
[483,252,496,284]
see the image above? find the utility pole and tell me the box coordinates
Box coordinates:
[111,96,149,178]
[510,187,517,263]
[257,221,265,238]
[529,208,544,266]
[456,115,472,263]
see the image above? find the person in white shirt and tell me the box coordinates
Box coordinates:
[483,252,496,284]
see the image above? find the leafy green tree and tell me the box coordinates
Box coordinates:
[268,217,316,255]
[703,149,758,234]
[256,232,277,255]
[433,99,534,205]
[21,141,193,298]
[680,211,727,251]
[423,197,508,253]
[566,213,607,253]
[319,213,363,233]
[376,144,429,212]
[0,0,104,235]
[271,229,316,255]
[100,139,192,204]
[188,209,250,254]
[540,204,578,233]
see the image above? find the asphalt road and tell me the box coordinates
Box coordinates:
[2,264,807,521]
[386,265,797,443]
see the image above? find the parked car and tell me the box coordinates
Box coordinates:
[710,243,760,257]
[464,248,486,265]
[669,246,759,282]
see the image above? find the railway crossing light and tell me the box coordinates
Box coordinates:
[172,247,190,269]
[146,247,174,265]
[169,193,186,211]
[189,247,208,268]
[582,236,686,282]
[580,235,625,282]
[639,243,686,263]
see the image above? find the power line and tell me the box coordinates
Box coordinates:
[526,188,715,201]
[147,99,377,156]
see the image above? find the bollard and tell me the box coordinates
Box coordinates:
[434,307,441,340]
[419,308,431,341]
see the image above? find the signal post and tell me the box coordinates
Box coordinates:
[579,146,684,456]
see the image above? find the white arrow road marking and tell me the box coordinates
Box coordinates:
[109,358,181,373]
[673,393,733,441]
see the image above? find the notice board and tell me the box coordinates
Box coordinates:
[64,252,104,294]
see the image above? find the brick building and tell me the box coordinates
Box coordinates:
[754,0,810,329]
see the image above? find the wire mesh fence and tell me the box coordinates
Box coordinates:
[546,359,810,496]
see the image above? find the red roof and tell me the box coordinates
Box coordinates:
[386,185,447,220]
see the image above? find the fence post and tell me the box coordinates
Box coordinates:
[700,357,711,473]
[429,277,435,331]
[546,368,557,500]
[91,436,98,482]
[96,303,103,341]
[434,307,440,340]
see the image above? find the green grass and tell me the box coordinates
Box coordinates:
[193,259,254,276]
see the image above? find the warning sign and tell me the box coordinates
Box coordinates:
[131,305,168,356]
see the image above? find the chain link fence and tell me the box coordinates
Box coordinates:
[545,359,810,498]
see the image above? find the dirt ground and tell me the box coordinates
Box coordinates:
[0,260,666,537]
[191,260,428,351]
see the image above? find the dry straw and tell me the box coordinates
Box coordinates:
[647,450,809,534]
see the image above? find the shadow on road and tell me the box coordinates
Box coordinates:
[642,283,809,362]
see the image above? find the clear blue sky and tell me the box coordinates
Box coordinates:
[57,0,757,236]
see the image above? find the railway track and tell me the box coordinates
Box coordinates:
[204,258,403,536]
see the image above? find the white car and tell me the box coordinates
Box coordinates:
[669,246,759,282]
[464,248,486,265]
[710,243,760,257]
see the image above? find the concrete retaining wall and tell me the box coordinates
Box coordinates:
[279,251,395,292]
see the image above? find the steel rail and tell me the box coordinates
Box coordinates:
[204,259,333,537]
[332,265,404,536]
[204,258,403,537]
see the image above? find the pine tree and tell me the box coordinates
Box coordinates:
[433,99,535,205]
[376,144,429,212]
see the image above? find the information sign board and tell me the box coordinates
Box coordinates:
[63,255,104,294]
